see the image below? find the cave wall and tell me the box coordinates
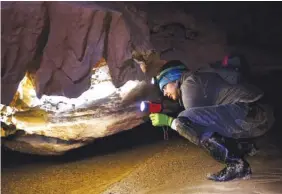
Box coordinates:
[1,2,47,105]
[130,2,282,72]
[2,2,282,106]
[1,2,151,105]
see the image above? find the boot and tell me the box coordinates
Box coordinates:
[207,159,251,181]
[218,135,259,157]
[237,140,259,157]
[200,133,252,182]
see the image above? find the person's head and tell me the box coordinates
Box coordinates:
[156,60,188,100]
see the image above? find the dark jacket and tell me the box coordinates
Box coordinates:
[178,71,263,109]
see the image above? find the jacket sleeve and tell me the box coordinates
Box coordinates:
[180,75,205,110]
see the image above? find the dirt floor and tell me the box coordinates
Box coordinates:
[102,137,282,194]
[2,128,282,194]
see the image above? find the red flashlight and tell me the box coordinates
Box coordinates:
[140,101,162,113]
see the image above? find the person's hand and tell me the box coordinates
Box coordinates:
[149,113,174,127]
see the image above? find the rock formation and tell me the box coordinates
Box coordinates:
[1,2,154,105]
[1,2,158,154]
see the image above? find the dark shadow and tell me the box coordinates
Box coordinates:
[251,70,282,151]
[1,122,179,168]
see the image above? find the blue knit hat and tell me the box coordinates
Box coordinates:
[157,64,187,91]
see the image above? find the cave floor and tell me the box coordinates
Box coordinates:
[2,132,282,194]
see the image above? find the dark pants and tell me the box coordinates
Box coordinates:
[175,102,272,145]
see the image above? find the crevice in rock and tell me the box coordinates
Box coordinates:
[1,52,8,77]
[150,22,199,40]
[30,2,50,72]
[102,12,112,60]
[79,10,97,62]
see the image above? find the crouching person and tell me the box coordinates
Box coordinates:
[149,60,274,182]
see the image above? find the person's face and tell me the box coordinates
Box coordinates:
[163,82,180,100]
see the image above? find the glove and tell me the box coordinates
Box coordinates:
[149,113,174,127]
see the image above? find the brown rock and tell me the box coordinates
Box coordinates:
[35,2,104,97]
[35,2,152,97]
[1,2,152,103]
[1,2,47,104]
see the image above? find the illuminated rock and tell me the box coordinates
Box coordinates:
[1,59,160,155]
[1,2,158,154]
